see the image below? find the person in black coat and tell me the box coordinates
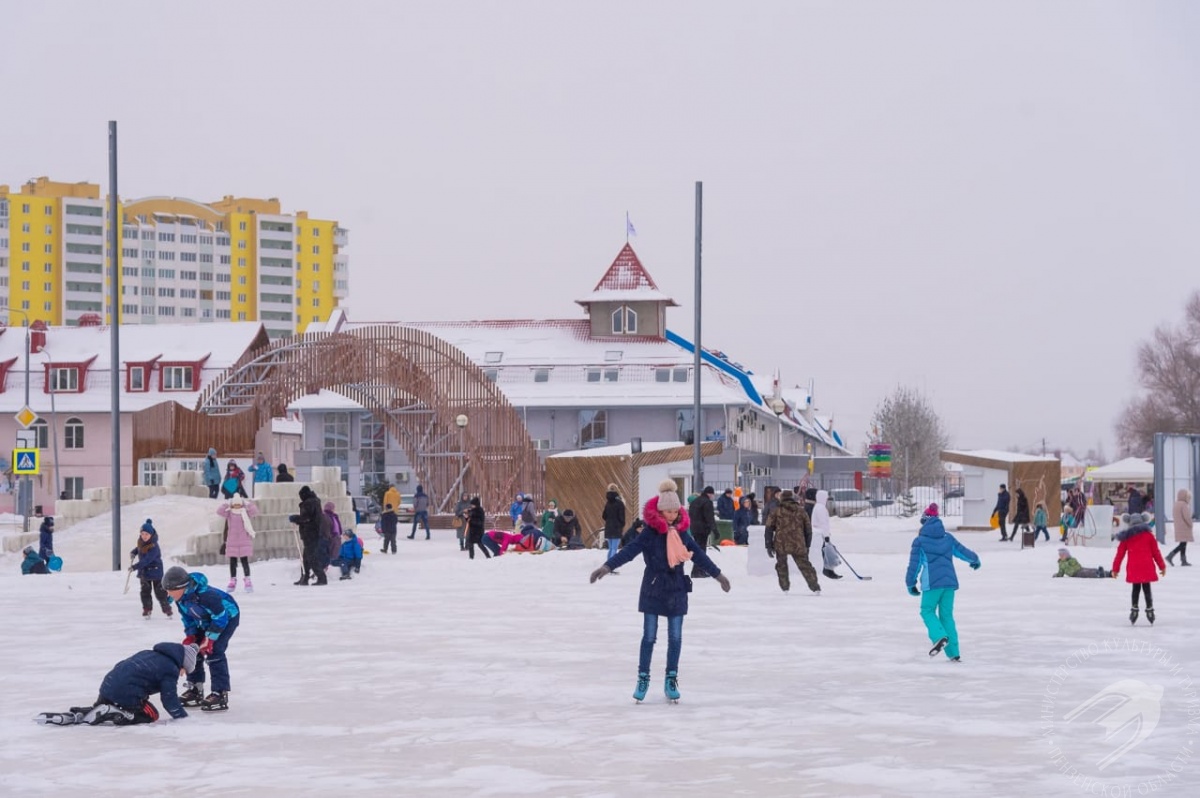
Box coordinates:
[554,510,582,549]
[466,497,490,560]
[716,489,736,521]
[994,485,1012,541]
[379,504,399,554]
[39,517,55,562]
[130,520,172,619]
[275,464,295,483]
[37,643,199,726]
[1011,487,1031,542]
[602,484,627,560]
[687,487,717,576]
[621,519,646,548]
[288,486,327,585]
[590,479,731,703]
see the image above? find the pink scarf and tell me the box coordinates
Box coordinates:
[665,527,692,568]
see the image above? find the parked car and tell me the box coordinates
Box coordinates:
[827,489,872,517]
[396,494,416,523]
[351,496,381,526]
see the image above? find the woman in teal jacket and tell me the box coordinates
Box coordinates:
[905,504,980,662]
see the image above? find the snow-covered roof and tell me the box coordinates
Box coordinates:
[287,389,368,412]
[942,449,1059,464]
[1084,457,1153,482]
[0,321,266,413]
[575,244,677,307]
[271,417,302,435]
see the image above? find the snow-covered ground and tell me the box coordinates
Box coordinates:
[2,508,1198,797]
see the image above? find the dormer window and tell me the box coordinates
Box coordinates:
[611,306,637,335]
[163,366,194,391]
[50,367,79,392]
[484,351,503,364]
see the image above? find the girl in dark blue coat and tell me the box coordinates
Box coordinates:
[130,520,172,619]
[591,480,731,702]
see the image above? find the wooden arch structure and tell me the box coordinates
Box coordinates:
[193,325,543,515]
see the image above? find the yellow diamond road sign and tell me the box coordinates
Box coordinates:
[15,406,38,428]
[13,448,39,475]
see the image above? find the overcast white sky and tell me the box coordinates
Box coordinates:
[3,1,1198,458]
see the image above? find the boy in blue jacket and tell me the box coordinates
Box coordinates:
[35,642,199,725]
[333,529,364,579]
[163,566,240,712]
[905,504,980,662]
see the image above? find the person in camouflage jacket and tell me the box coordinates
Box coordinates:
[765,489,821,594]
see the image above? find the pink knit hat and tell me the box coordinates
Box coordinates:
[923,503,939,518]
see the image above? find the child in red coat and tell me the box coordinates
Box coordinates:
[1112,512,1166,625]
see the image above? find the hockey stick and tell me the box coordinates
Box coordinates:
[124,567,134,594]
[828,543,872,581]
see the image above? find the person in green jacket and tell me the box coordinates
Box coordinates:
[1053,548,1107,578]
[540,500,559,539]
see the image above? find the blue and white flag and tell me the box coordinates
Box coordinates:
[625,212,637,238]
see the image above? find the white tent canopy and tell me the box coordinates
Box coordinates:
[1084,457,1154,482]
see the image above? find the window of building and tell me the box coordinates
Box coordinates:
[158,306,176,317]
[655,368,671,383]
[65,417,84,450]
[44,205,52,216]
[238,258,246,267]
[43,282,51,292]
[587,368,601,382]
[359,413,386,490]
[312,263,319,272]
[676,409,696,445]
[322,412,351,477]
[605,350,623,362]
[21,242,29,252]
[673,368,689,382]
[31,418,48,448]
[238,241,246,250]
[312,245,320,254]
[579,410,607,448]
[533,368,550,382]
[140,460,166,487]
[45,224,53,235]
[64,476,84,499]
[162,366,194,391]
[238,221,247,231]
[158,232,175,242]
[484,351,503,364]
[483,368,498,382]
[50,367,79,392]
[129,366,145,391]
[21,262,29,272]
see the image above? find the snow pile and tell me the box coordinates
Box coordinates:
[0,495,222,571]
[1,520,1196,796]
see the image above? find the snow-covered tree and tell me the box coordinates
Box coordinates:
[870,386,950,490]
[897,490,918,517]
[1117,291,1200,456]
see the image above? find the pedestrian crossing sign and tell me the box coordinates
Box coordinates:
[13,448,39,475]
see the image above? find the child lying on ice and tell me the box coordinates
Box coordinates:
[1052,548,1108,578]
[35,643,199,725]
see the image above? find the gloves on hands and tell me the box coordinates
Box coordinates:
[908,586,920,596]
[970,561,981,570]
[182,635,197,647]
[715,574,731,593]
[198,638,214,657]
[589,565,611,584]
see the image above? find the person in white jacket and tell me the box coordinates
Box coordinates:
[810,490,843,580]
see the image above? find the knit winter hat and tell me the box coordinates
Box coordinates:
[230,495,245,507]
[181,643,199,675]
[323,501,335,513]
[1058,548,1070,556]
[779,489,795,501]
[924,503,939,518]
[606,483,618,493]
[657,479,682,513]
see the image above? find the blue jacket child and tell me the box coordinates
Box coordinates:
[905,504,980,662]
[131,520,172,618]
[163,566,240,709]
[39,517,55,561]
[39,642,201,726]
[334,530,364,579]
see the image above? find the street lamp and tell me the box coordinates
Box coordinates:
[38,345,64,505]
[455,414,469,499]
[3,309,32,534]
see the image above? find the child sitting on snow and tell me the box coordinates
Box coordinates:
[35,642,199,725]
[332,529,363,580]
[21,545,49,575]
[1052,548,1107,578]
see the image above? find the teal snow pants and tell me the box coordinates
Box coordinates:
[920,587,959,659]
